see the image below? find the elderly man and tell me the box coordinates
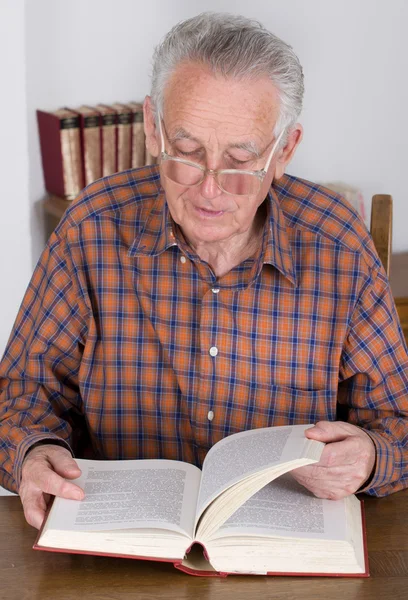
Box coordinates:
[1,13,407,529]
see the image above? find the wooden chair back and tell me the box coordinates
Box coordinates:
[370,194,393,276]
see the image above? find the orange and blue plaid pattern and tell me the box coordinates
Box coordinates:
[0,166,407,495]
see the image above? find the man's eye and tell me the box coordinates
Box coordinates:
[228,156,252,166]
[177,149,201,157]
[231,158,249,165]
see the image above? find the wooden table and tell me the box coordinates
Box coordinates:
[1,492,407,600]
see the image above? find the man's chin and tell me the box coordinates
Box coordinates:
[184,222,234,246]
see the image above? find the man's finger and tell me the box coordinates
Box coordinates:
[313,437,361,468]
[292,461,361,483]
[45,450,82,479]
[305,421,356,443]
[21,489,49,529]
[291,465,362,499]
[22,447,84,500]
[29,466,84,500]
[23,445,83,487]
[19,445,85,529]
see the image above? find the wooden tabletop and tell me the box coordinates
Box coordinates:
[1,492,407,600]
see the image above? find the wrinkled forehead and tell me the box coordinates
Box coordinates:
[162,61,280,146]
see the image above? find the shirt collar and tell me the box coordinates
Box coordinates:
[262,186,297,286]
[128,189,176,257]
[128,183,297,287]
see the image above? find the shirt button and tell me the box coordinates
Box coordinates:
[180,256,186,264]
[212,287,220,294]
[207,410,214,421]
[209,346,218,357]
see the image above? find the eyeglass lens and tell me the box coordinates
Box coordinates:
[161,160,261,195]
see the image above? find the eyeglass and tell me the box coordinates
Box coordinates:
[158,115,284,196]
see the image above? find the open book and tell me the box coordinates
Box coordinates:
[34,424,368,576]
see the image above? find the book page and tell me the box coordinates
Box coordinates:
[196,424,322,520]
[212,473,348,541]
[45,459,201,538]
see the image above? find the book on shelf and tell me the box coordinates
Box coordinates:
[95,104,117,177]
[127,101,146,169]
[72,106,102,186]
[37,108,84,200]
[34,424,368,577]
[110,103,132,171]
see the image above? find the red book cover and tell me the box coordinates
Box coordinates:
[37,108,84,199]
[33,500,369,578]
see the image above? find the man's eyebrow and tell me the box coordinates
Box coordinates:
[167,127,201,144]
[168,127,262,158]
[228,141,261,158]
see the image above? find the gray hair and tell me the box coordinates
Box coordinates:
[150,12,304,145]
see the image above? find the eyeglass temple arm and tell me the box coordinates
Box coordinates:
[158,114,165,154]
[263,129,285,173]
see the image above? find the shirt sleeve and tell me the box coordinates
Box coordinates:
[0,227,89,493]
[339,262,408,496]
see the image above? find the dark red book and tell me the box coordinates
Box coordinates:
[37,108,84,199]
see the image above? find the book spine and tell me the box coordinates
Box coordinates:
[131,109,145,169]
[37,111,84,199]
[80,114,102,185]
[60,116,84,198]
[116,108,132,171]
[37,110,64,198]
[100,113,117,176]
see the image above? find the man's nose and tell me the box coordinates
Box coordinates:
[199,170,223,199]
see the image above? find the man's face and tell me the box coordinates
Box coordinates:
[158,62,284,247]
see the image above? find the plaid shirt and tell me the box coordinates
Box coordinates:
[1,166,407,496]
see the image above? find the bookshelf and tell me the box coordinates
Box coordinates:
[43,194,72,241]
[44,194,72,220]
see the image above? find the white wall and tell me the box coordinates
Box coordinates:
[0,1,31,359]
[25,0,206,266]
[0,0,29,496]
[1,0,408,355]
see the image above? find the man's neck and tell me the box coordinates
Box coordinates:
[186,208,266,278]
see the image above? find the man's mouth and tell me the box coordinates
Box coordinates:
[193,205,225,218]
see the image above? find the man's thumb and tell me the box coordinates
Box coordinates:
[305,421,350,443]
[47,449,82,479]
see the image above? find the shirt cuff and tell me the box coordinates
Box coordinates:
[358,429,397,495]
[13,433,74,491]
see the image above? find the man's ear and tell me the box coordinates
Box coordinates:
[143,96,160,158]
[274,124,303,180]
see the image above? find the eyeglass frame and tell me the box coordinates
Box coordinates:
[157,113,285,196]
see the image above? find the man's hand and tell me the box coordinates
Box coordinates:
[291,421,376,500]
[19,444,85,529]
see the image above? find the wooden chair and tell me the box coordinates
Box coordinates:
[370,194,393,276]
[370,194,408,344]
